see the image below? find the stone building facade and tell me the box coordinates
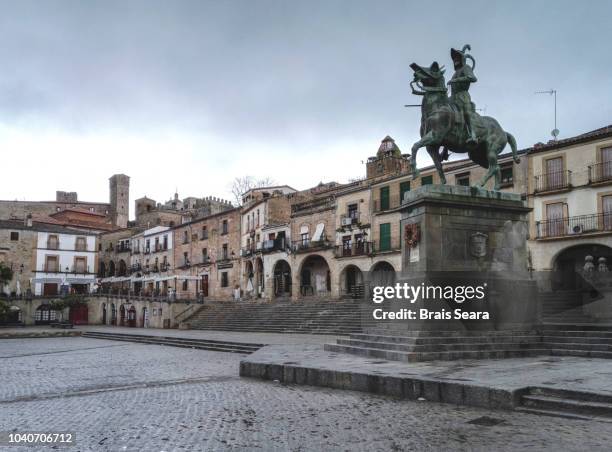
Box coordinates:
[240,187,296,299]
[0,219,38,298]
[0,174,130,230]
[523,125,612,289]
[172,208,242,300]
[134,193,233,228]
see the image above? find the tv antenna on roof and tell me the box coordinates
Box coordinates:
[535,89,559,140]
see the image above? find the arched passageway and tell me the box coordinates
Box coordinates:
[370,261,396,288]
[552,244,612,290]
[273,260,292,298]
[341,265,365,299]
[300,255,331,297]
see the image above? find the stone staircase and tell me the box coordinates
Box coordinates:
[540,290,597,323]
[182,300,370,335]
[325,324,612,362]
[517,387,612,420]
[324,330,547,362]
[82,331,263,354]
[541,324,612,359]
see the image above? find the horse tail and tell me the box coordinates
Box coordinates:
[506,132,520,163]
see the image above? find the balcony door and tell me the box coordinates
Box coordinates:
[603,195,612,231]
[546,202,565,237]
[546,157,563,190]
[602,147,612,180]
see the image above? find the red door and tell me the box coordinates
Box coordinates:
[69,304,88,325]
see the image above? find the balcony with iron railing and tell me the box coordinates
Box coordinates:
[371,237,402,253]
[533,170,572,194]
[340,212,361,227]
[588,162,612,185]
[241,246,256,257]
[46,240,59,250]
[292,238,333,253]
[334,241,373,258]
[536,213,612,239]
[217,251,232,263]
[198,256,212,265]
[261,237,287,253]
[372,194,403,213]
[42,265,93,274]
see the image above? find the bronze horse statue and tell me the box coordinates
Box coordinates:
[409,61,520,190]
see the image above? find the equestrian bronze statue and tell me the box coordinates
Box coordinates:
[409,45,520,190]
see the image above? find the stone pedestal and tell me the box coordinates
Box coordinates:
[379,185,539,331]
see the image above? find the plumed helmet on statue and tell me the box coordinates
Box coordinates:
[450,44,476,69]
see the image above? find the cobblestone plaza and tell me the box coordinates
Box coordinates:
[1,337,610,451]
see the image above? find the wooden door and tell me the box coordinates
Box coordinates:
[602,147,612,180]
[201,275,209,297]
[546,157,563,190]
[603,195,612,230]
[546,203,564,237]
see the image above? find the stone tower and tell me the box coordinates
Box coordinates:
[109,174,130,228]
[366,136,411,179]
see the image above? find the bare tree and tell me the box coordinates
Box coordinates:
[230,176,276,206]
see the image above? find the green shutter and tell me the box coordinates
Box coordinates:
[379,223,391,251]
[421,175,433,186]
[399,181,410,202]
[380,186,390,210]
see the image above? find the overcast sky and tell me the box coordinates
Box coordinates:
[1,0,611,209]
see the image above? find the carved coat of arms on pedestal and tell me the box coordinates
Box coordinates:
[469,232,488,258]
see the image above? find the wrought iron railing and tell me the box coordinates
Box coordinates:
[334,241,373,258]
[371,237,401,253]
[534,170,571,193]
[292,238,333,253]
[340,212,360,226]
[536,213,612,239]
[589,162,612,184]
[372,194,403,212]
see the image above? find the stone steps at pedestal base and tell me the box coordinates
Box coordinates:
[324,343,551,362]
[82,331,262,354]
[349,333,541,345]
[518,388,612,419]
[336,338,540,353]
[513,407,596,421]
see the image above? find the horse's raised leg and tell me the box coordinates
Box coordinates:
[476,147,501,190]
[427,145,446,184]
[411,131,437,178]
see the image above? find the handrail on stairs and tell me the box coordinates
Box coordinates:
[175,304,200,324]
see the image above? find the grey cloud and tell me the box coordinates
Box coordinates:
[0,0,610,149]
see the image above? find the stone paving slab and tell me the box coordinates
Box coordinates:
[3,337,612,451]
[240,344,612,411]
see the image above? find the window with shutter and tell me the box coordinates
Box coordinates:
[380,187,390,210]
[399,181,410,202]
[379,223,391,251]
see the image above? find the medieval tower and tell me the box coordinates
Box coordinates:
[109,174,130,228]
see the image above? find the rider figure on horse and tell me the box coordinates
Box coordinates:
[448,45,478,145]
